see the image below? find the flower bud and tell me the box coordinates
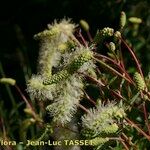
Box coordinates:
[34,29,59,40]
[43,70,69,85]
[90,137,109,146]
[120,11,126,30]
[80,19,90,32]
[109,42,116,51]
[129,17,142,24]
[134,72,146,91]
[68,50,93,73]
[0,78,16,86]
[100,27,114,37]
[102,123,119,134]
[94,27,114,44]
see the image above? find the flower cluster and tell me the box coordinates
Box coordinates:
[27,18,126,149]
[46,75,84,125]
[81,102,125,148]
[94,27,115,44]
[27,19,95,125]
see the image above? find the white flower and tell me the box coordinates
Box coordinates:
[46,94,78,125]
[81,102,124,135]
[47,19,76,37]
[46,75,84,125]
[78,60,96,73]
[34,19,77,76]
[27,75,56,100]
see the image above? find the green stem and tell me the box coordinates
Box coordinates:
[0,62,16,108]
[37,125,50,141]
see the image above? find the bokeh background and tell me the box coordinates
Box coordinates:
[0,0,150,147]
[0,0,150,85]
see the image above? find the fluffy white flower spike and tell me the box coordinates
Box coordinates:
[47,19,76,37]
[46,75,84,125]
[82,102,125,137]
[27,75,56,100]
[27,19,96,125]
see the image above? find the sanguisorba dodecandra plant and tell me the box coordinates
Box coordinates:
[25,11,150,150]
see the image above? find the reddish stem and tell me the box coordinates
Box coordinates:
[84,91,96,106]
[94,53,134,84]
[93,57,132,84]
[120,138,130,150]
[87,30,93,42]
[79,72,105,86]
[77,104,90,114]
[15,85,32,108]
[15,84,38,120]
[78,29,88,47]
[121,38,144,78]
[126,117,150,141]
[143,102,150,135]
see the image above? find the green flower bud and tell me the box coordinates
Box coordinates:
[102,123,119,134]
[114,108,126,118]
[24,108,33,116]
[114,31,121,38]
[0,78,16,86]
[100,27,114,37]
[58,40,76,53]
[68,50,93,73]
[94,27,114,44]
[66,40,76,49]
[109,42,116,51]
[81,129,94,138]
[120,11,126,30]
[82,102,125,136]
[80,19,90,32]
[43,70,69,85]
[34,28,59,40]
[114,31,121,43]
[90,137,109,146]
[58,43,68,53]
[134,72,146,91]
[129,17,142,24]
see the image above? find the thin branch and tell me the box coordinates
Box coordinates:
[15,84,32,109]
[87,30,93,42]
[1,117,6,138]
[84,90,96,105]
[126,117,150,141]
[77,104,90,114]
[93,57,132,84]
[121,133,135,147]
[121,38,144,78]
[70,34,82,47]
[79,72,105,86]
[108,137,123,141]
[78,29,88,47]
[0,62,16,108]
[143,102,150,135]
[57,124,79,134]
[0,118,13,150]
[120,139,130,150]
[94,53,134,84]
[15,84,43,124]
